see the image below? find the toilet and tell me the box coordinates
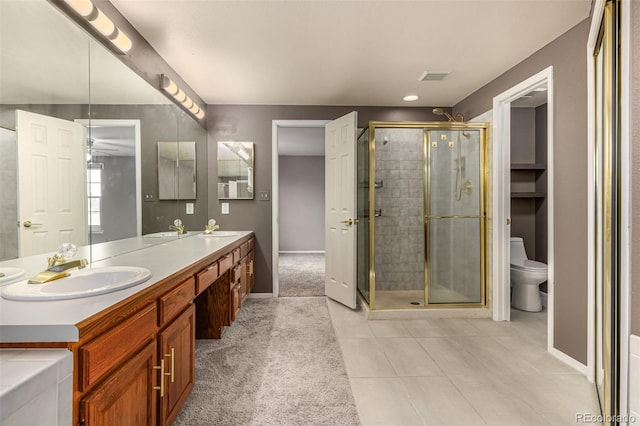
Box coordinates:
[510,237,547,312]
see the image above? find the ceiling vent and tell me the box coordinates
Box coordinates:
[418,71,450,81]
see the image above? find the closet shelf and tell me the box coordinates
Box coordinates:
[510,163,546,170]
[511,192,546,199]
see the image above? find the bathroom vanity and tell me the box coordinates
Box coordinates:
[0,232,255,426]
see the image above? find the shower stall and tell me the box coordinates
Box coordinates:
[357,121,489,310]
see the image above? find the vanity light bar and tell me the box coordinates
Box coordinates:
[63,0,132,53]
[161,75,206,120]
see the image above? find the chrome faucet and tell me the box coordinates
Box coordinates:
[169,219,186,235]
[29,243,88,284]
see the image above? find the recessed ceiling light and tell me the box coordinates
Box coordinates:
[403,95,420,102]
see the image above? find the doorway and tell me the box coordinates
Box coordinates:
[492,67,558,358]
[271,120,329,297]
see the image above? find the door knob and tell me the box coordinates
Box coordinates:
[506,218,511,225]
[23,220,42,228]
[341,218,359,226]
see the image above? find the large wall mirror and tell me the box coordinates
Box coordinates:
[217,142,254,199]
[0,0,206,263]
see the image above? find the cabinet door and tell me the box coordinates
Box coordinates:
[80,341,157,426]
[158,304,195,426]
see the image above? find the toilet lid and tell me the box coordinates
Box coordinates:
[511,259,547,272]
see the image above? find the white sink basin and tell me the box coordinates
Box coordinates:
[144,231,194,238]
[0,268,25,286]
[198,231,241,237]
[1,266,152,301]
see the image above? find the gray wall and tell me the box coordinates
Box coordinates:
[206,105,445,294]
[278,156,324,252]
[632,1,640,337]
[535,104,548,264]
[455,19,590,363]
[90,156,137,244]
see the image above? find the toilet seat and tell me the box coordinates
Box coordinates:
[510,259,547,273]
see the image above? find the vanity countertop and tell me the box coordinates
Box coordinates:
[0,231,253,343]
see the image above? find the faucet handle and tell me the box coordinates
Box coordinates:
[173,219,183,227]
[47,243,77,268]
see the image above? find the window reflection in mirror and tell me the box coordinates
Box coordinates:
[217,142,254,199]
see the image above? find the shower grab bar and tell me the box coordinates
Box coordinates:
[425,214,485,220]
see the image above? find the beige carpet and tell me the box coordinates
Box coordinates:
[174,297,360,426]
[278,253,325,297]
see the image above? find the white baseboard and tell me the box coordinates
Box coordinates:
[630,335,640,420]
[279,250,325,254]
[549,347,589,376]
[247,293,274,299]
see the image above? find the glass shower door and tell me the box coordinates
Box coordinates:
[425,128,484,305]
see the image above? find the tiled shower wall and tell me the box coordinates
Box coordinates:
[0,127,18,261]
[374,128,425,291]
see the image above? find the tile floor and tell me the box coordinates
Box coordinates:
[326,299,600,426]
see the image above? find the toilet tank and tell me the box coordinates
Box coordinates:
[510,237,528,265]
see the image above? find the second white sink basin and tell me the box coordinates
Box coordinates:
[144,231,195,239]
[198,231,241,237]
[1,266,152,301]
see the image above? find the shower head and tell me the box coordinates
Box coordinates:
[432,108,465,123]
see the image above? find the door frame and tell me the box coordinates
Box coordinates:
[271,119,330,298]
[75,119,142,237]
[492,67,559,354]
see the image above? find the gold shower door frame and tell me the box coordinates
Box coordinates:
[366,121,489,311]
[593,0,619,417]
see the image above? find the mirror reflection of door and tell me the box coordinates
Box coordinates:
[16,110,87,257]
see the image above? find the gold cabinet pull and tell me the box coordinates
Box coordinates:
[23,220,43,228]
[153,359,165,397]
[249,260,254,276]
[165,348,175,383]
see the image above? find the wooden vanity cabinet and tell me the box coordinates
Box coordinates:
[158,304,195,426]
[4,234,256,426]
[80,340,158,426]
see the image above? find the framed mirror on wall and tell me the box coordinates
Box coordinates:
[217,141,254,199]
[158,141,196,200]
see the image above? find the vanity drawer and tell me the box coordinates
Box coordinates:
[248,238,255,251]
[240,241,249,258]
[218,254,233,275]
[78,303,157,391]
[159,277,195,326]
[196,262,219,295]
[232,247,241,264]
[231,264,243,285]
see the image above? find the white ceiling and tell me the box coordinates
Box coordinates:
[111,0,591,107]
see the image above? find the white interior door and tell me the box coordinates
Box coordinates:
[325,111,357,308]
[16,110,87,256]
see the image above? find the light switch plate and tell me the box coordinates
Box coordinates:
[186,203,194,214]
[221,203,229,215]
